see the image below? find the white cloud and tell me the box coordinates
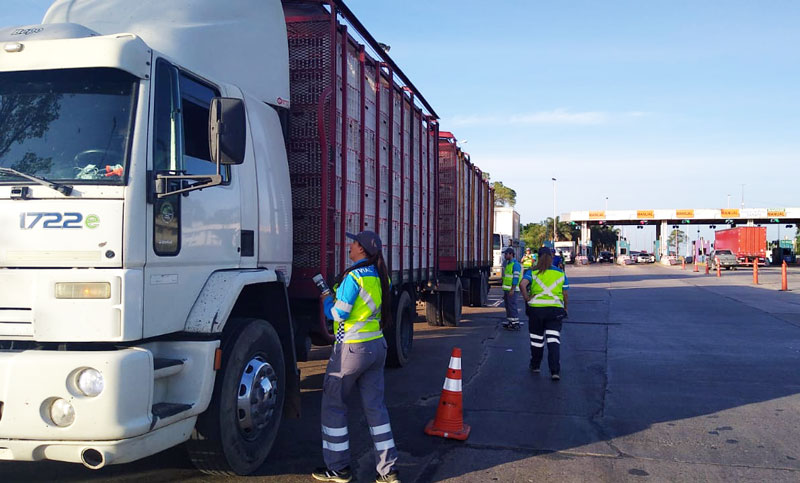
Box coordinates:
[445,109,649,127]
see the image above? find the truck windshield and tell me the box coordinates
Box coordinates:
[0,68,137,185]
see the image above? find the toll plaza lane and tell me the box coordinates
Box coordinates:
[4,263,800,482]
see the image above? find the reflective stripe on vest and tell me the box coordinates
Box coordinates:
[527,269,565,308]
[335,267,384,344]
[502,261,519,291]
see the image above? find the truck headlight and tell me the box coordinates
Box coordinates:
[76,368,104,397]
[55,282,111,299]
[49,398,76,427]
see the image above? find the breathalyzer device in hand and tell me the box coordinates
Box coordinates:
[312,274,331,296]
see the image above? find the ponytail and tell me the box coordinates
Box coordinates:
[535,252,553,275]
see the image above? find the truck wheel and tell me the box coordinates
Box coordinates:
[386,291,414,367]
[441,277,463,327]
[468,273,489,307]
[187,318,285,475]
[425,292,443,326]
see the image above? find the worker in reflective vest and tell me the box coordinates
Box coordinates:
[314,231,399,483]
[520,246,569,381]
[502,247,522,330]
[520,247,535,278]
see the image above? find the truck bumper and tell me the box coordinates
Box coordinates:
[0,417,195,468]
[0,341,218,466]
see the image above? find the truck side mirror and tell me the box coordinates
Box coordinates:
[209,97,246,166]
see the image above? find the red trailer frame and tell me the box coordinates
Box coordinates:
[284,2,438,299]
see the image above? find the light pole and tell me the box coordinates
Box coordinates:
[740,184,745,209]
[552,178,557,242]
[727,194,731,209]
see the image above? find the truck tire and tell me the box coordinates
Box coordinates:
[441,277,463,327]
[468,272,489,307]
[386,291,414,367]
[187,318,285,475]
[425,292,443,326]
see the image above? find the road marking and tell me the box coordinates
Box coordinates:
[491,299,503,307]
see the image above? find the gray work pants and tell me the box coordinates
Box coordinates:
[504,289,519,324]
[321,337,397,476]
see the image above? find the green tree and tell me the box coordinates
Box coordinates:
[491,181,516,207]
[521,222,547,250]
[543,217,579,242]
[795,226,800,250]
[667,229,688,254]
[590,225,621,253]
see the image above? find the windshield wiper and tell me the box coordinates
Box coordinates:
[0,167,74,196]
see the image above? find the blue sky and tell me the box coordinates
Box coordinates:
[5,0,799,249]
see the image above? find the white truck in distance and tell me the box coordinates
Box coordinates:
[554,241,576,264]
[491,206,520,279]
[0,0,457,474]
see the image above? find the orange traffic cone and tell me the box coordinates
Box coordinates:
[424,347,470,441]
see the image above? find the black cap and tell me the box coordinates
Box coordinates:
[504,247,515,255]
[346,230,382,256]
[537,246,553,257]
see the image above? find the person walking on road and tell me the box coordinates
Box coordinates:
[501,247,522,330]
[520,247,569,381]
[313,231,400,483]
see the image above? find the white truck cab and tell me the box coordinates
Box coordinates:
[0,0,300,474]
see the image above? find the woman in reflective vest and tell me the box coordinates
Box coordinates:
[520,247,569,381]
[313,230,400,483]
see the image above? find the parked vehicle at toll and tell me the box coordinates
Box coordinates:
[636,252,654,263]
[598,251,614,263]
[708,250,738,270]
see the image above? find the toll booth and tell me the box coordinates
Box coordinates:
[616,239,631,258]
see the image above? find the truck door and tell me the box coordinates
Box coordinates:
[143,59,243,338]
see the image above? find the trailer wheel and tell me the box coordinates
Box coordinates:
[425,292,443,326]
[441,277,463,327]
[469,272,489,307]
[386,291,414,367]
[187,318,285,475]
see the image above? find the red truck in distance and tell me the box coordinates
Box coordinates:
[714,227,767,266]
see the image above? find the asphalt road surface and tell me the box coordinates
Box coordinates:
[4,263,800,482]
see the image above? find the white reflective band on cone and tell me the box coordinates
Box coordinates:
[370,423,392,436]
[448,357,462,370]
[443,377,462,392]
[375,439,396,451]
[322,425,348,437]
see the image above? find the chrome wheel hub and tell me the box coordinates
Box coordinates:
[237,356,278,439]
